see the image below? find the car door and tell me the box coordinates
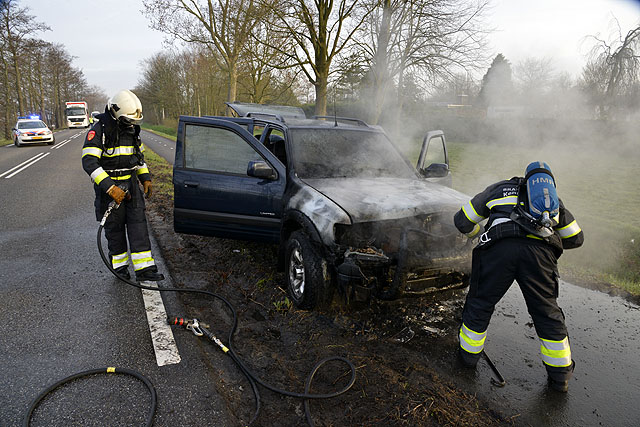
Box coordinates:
[173,116,286,242]
[415,130,452,187]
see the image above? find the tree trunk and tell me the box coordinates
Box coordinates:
[11,48,24,116]
[314,73,328,116]
[1,51,12,138]
[227,61,238,107]
[369,0,392,125]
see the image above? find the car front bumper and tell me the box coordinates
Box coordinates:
[17,135,54,144]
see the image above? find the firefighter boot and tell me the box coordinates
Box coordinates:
[458,347,480,369]
[136,266,165,282]
[547,360,575,393]
[115,266,131,280]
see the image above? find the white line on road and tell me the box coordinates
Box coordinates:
[51,139,73,150]
[0,152,48,179]
[140,281,181,366]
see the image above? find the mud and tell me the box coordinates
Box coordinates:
[145,193,640,426]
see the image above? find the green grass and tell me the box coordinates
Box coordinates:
[444,140,640,295]
[141,123,177,140]
[143,147,174,197]
[0,138,12,147]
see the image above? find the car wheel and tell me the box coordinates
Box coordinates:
[285,230,334,310]
[14,138,21,147]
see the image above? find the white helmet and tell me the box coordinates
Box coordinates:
[108,89,143,124]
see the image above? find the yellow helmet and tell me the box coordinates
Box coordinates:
[108,90,143,124]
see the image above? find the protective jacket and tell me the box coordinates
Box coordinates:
[81,110,157,275]
[454,177,583,256]
[82,110,150,198]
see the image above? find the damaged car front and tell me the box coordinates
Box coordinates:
[284,124,472,306]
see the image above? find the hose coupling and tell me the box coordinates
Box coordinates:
[186,319,204,337]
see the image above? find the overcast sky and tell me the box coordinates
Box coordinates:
[23,0,640,97]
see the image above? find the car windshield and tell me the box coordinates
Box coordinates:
[66,107,86,116]
[18,121,47,129]
[289,128,415,179]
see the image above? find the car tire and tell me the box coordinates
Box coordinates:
[285,230,334,310]
[14,138,21,147]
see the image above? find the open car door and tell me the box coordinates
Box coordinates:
[416,130,452,187]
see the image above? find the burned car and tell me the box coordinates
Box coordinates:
[173,103,472,309]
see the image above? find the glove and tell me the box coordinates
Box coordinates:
[107,185,126,204]
[143,180,152,198]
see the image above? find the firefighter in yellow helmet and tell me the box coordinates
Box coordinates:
[81,90,164,282]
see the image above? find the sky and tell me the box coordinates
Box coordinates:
[21,0,640,97]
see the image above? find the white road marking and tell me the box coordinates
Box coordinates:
[51,139,72,150]
[140,281,181,366]
[1,152,49,179]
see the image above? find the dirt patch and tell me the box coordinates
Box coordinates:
[146,193,512,426]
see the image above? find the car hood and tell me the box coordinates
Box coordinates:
[303,177,469,223]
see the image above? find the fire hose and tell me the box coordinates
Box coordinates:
[25,194,355,426]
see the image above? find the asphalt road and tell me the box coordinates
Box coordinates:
[0,128,230,426]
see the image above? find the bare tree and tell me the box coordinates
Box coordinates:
[583,20,640,119]
[143,0,273,107]
[263,0,374,116]
[358,0,490,123]
[0,0,49,116]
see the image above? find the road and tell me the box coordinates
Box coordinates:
[0,128,231,426]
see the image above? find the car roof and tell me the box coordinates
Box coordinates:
[227,102,306,119]
[16,119,47,125]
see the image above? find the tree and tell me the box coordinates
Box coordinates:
[477,53,515,107]
[0,0,49,116]
[264,0,374,116]
[358,0,490,124]
[582,20,640,119]
[143,0,273,107]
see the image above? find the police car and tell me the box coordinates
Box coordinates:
[12,118,55,147]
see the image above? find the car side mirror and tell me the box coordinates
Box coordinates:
[247,160,277,180]
[420,162,449,178]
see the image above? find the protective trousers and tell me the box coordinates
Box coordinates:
[95,178,156,274]
[460,237,574,382]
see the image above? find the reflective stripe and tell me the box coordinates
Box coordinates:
[136,163,149,175]
[132,251,155,271]
[102,146,136,157]
[486,195,518,209]
[82,147,102,158]
[90,167,109,185]
[459,323,487,354]
[557,220,581,239]
[462,201,485,224]
[111,175,132,180]
[140,143,146,152]
[111,252,129,269]
[540,337,572,367]
[466,224,480,238]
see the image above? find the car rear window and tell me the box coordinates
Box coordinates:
[289,128,415,179]
[18,121,47,129]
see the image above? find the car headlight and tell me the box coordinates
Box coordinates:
[45,130,52,135]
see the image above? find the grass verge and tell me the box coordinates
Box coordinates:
[1,138,12,147]
[143,147,174,198]
[141,123,177,140]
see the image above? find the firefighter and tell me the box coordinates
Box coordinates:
[453,162,583,392]
[81,89,164,282]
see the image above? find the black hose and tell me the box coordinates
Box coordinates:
[23,367,156,427]
[97,219,356,426]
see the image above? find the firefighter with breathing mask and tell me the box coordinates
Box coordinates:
[453,161,583,392]
[81,89,164,282]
